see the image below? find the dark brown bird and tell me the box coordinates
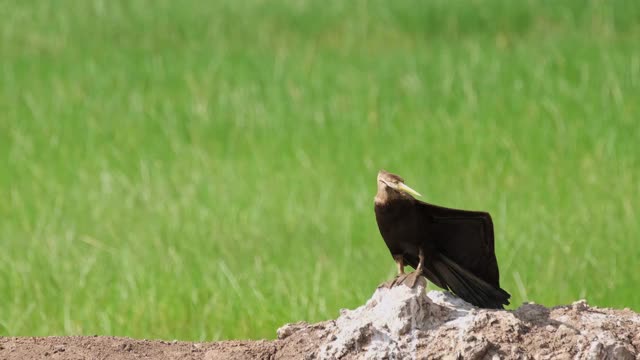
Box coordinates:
[374,170,510,309]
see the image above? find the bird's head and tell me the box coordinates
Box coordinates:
[375,170,422,204]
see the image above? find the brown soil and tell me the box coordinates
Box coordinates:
[0,336,281,360]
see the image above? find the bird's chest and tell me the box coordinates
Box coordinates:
[375,206,422,254]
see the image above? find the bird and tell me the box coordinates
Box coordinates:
[374,170,511,309]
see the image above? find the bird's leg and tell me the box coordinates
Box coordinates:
[416,247,425,273]
[402,248,426,288]
[394,254,405,275]
[379,255,408,288]
[393,254,410,285]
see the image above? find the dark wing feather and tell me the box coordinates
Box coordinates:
[433,255,510,309]
[410,200,510,308]
[415,200,500,288]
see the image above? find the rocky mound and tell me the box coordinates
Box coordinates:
[277,277,640,359]
[2,279,639,359]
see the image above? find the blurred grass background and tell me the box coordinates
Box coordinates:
[1,0,639,341]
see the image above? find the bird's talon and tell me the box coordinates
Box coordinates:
[379,273,408,289]
[399,271,425,288]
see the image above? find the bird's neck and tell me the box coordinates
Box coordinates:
[375,189,413,206]
[374,195,414,210]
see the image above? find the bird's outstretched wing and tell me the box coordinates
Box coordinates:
[411,200,510,308]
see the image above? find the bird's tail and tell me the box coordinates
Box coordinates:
[433,255,511,309]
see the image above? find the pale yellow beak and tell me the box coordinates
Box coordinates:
[397,182,422,197]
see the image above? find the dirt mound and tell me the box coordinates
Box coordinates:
[3,280,640,359]
[278,278,640,359]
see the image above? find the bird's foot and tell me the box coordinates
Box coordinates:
[379,272,426,289]
[400,270,424,288]
[379,273,409,289]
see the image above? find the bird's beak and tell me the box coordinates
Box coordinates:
[397,182,422,197]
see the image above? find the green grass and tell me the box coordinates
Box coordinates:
[1,0,639,341]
